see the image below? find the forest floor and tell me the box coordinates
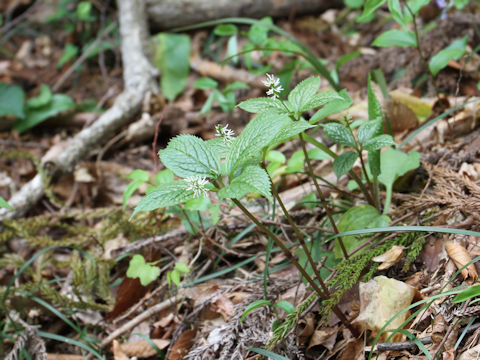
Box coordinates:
[1,1,480,359]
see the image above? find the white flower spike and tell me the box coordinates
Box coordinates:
[262,73,283,99]
[185,176,209,198]
[215,124,235,144]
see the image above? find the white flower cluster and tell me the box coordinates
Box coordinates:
[185,176,209,198]
[262,73,284,99]
[215,124,235,144]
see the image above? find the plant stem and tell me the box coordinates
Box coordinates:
[299,134,349,259]
[231,198,358,336]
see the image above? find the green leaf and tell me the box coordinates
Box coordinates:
[388,0,412,27]
[237,97,286,114]
[219,165,272,200]
[298,91,343,113]
[170,269,180,286]
[159,134,221,178]
[226,35,238,63]
[224,81,249,92]
[368,150,381,177]
[288,77,321,114]
[357,119,383,145]
[275,300,295,314]
[214,24,238,36]
[335,205,390,258]
[241,299,272,322]
[248,17,272,45]
[155,169,174,185]
[131,181,196,218]
[322,122,356,147]
[57,43,78,68]
[193,77,218,90]
[184,196,211,211]
[372,30,417,48]
[175,262,190,274]
[0,82,25,118]
[367,74,383,122]
[126,255,161,286]
[249,348,289,360]
[27,84,52,109]
[360,0,387,19]
[14,94,75,133]
[333,151,358,178]
[362,134,396,151]
[154,33,190,101]
[0,196,13,210]
[76,1,92,21]
[452,285,480,303]
[225,112,290,174]
[123,178,147,210]
[128,169,149,182]
[205,138,230,160]
[310,89,353,124]
[407,0,430,14]
[429,35,468,76]
[345,0,364,9]
[269,119,314,148]
[453,0,469,9]
[266,150,286,164]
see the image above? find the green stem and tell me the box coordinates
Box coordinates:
[299,134,349,259]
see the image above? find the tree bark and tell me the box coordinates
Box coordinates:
[146,0,340,30]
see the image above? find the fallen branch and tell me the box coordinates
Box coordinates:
[0,0,158,221]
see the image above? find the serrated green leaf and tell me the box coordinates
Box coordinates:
[333,151,358,178]
[219,166,271,200]
[237,97,286,114]
[362,134,396,151]
[131,181,195,218]
[452,285,480,303]
[14,94,75,133]
[214,24,238,36]
[27,84,52,109]
[193,77,218,90]
[0,196,13,210]
[160,134,221,178]
[126,255,161,286]
[225,113,290,174]
[269,119,314,148]
[0,82,25,118]
[367,74,383,122]
[335,205,390,258]
[372,29,417,48]
[154,33,190,101]
[310,89,353,124]
[368,150,381,177]
[429,35,468,76]
[357,119,383,145]
[241,299,272,322]
[298,91,343,113]
[322,122,356,147]
[288,77,321,114]
[175,262,190,274]
[205,137,231,160]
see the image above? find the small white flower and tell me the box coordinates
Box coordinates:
[185,176,209,198]
[215,124,235,144]
[262,73,284,99]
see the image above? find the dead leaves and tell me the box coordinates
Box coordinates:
[445,242,478,282]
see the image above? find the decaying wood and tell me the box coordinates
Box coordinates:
[0,0,157,221]
[146,0,341,30]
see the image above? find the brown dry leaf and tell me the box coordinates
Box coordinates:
[106,277,149,320]
[47,355,85,360]
[296,312,315,346]
[306,326,338,356]
[115,339,170,358]
[212,294,235,320]
[459,344,480,360]
[112,340,129,360]
[168,328,197,360]
[372,246,405,270]
[445,242,478,282]
[336,338,364,360]
[384,100,419,133]
[353,276,415,342]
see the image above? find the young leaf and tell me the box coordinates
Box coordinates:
[131,180,196,218]
[372,29,417,48]
[269,119,314,148]
[362,134,396,151]
[225,113,290,174]
[367,74,383,122]
[388,0,412,27]
[0,196,13,210]
[126,255,161,286]
[154,33,190,101]
[357,119,383,145]
[322,122,356,147]
[237,97,286,114]
[214,24,238,36]
[310,89,353,124]
[266,150,286,164]
[14,94,75,133]
[248,17,272,45]
[27,84,52,109]
[0,82,25,118]
[123,178,147,210]
[360,0,387,19]
[218,165,272,200]
[175,262,190,274]
[429,35,468,76]
[160,134,221,178]
[193,77,218,90]
[241,299,272,322]
[275,300,295,314]
[333,151,358,178]
[57,43,79,68]
[287,77,321,114]
[407,0,430,14]
[297,91,343,113]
